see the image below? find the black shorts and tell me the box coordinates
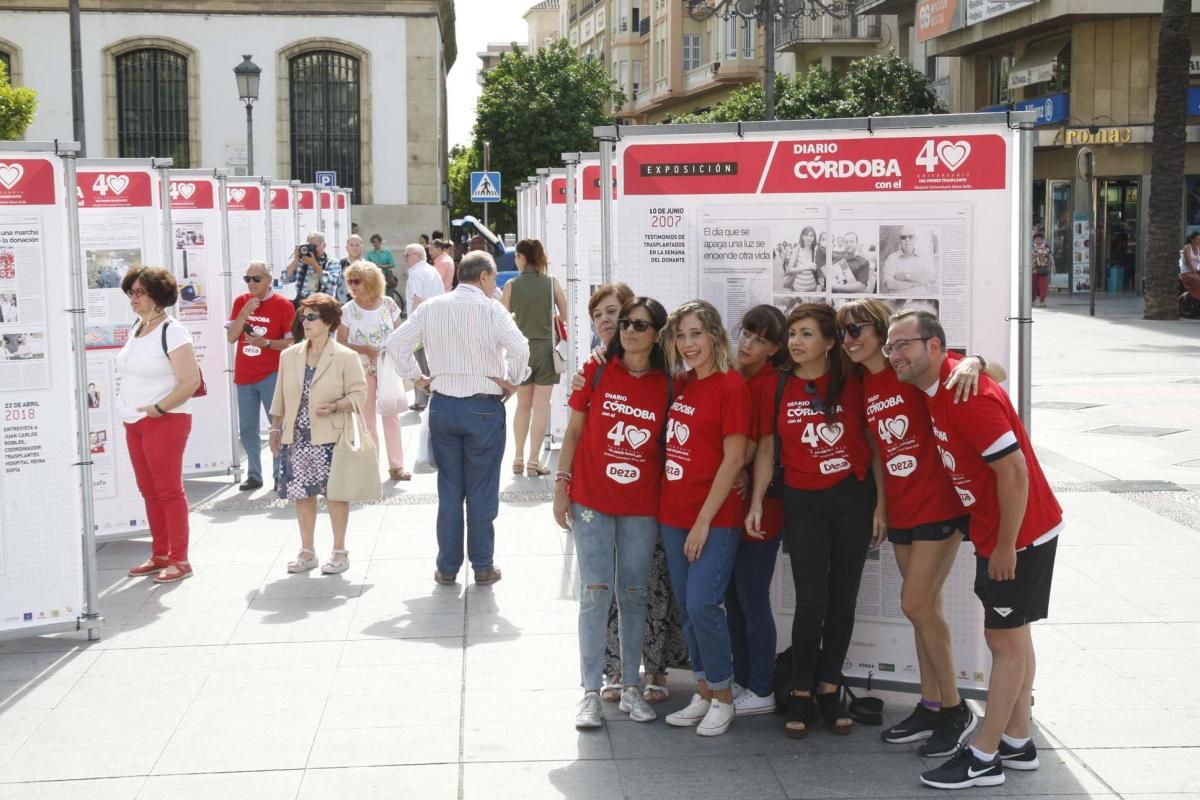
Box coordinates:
[888,514,971,546]
[974,536,1058,630]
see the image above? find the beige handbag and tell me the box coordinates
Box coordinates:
[326,397,382,502]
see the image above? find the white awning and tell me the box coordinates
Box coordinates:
[1009,36,1070,89]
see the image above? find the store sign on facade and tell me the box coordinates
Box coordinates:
[1063,127,1133,146]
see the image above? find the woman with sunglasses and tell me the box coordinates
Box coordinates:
[658,300,751,737]
[337,260,409,481]
[270,293,367,575]
[836,299,1005,757]
[727,305,789,717]
[746,302,878,738]
[554,297,671,729]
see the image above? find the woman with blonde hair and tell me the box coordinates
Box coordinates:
[337,260,409,480]
[503,238,567,476]
[658,300,751,737]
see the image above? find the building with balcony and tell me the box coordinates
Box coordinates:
[525,0,562,53]
[477,42,518,85]
[862,0,1200,294]
[773,10,892,78]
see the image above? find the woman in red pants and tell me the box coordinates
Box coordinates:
[116,267,202,583]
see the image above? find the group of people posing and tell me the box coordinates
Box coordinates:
[555,281,1062,791]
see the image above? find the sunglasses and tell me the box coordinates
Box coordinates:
[899,234,916,240]
[804,380,826,414]
[243,275,264,284]
[124,288,147,298]
[346,278,362,286]
[299,312,323,323]
[618,318,655,332]
[838,321,870,340]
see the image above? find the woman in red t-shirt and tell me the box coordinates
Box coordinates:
[746,302,881,738]
[658,300,751,738]
[554,297,671,730]
[727,304,789,716]
[836,298,1004,756]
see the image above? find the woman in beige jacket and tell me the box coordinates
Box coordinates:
[270,293,368,574]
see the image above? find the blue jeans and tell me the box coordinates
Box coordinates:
[574,505,659,690]
[726,534,782,697]
[660,524,740,690]
[429,393,506,575]
[236,372,277,482]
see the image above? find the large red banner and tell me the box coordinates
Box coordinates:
[0,158,57,206]
[77,170,154,208]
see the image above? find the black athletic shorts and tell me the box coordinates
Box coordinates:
[888,514,971,546]
[974,535,1058,630]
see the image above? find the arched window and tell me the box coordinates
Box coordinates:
[0,50,11,78]
[289,50,362,197]
[115,48,190,164]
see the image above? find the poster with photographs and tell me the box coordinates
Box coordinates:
[173,222,209,321]
[0,216,51,389]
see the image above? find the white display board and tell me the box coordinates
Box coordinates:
[167,170,235,475]
[318,188,335,256]
[609,117,1027,695]
[226,179,269,270]
[573,156,608,353]
[545,171,569,440]
[0,148,88,635]
[336,190,351,257]
[77,161,167,537]
[297,186,318,242]
[269,181,298,280]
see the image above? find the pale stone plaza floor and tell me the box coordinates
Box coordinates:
[0,293,1198,799]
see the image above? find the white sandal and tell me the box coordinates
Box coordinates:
[321,549,350,575]
[288,548,318,573]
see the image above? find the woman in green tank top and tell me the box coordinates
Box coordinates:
[502,239,567,476]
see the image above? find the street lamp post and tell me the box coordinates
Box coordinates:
[233,55,262,175]
[687,0,858,121]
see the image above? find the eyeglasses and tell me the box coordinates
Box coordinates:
[346,278,362,286]
[243,275,264,284]
[803,380,826,414]
[618,318,655,332]
[299,312,322,323]
[881,337,931,357]
[838,321,870,341]
[899,234,916,241]
[124,288,147,298]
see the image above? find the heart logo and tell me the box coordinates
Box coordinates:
[936,141,971,171]
[106,175,129,195]
[671,421,690,446]
[625,426,651,449]
[939,447,956,472]
[229,187,247,203]
[817,423,844,446]
[0,163,24,190]
[885,415,909,441]
[177,182,196,200]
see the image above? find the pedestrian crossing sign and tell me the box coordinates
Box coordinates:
[470,171,501,203]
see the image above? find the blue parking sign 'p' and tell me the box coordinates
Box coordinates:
[470,171,501,203]
[316,171,337,187]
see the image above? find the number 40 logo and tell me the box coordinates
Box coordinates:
[915,140,972,173]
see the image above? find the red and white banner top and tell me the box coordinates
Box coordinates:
[319,189,333,210]
[337,192,347,210]
[271,187,292,210]
[549,177,569,205]
[0,158,57,206]
[622,134,1007,196]
[227,184,263,211]
[297,188,315,209]
[77,169,154,208]
[581,165,617,201]
[169,178,216,210]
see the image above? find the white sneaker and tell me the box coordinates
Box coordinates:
[575,691,603,729]
[665,693,711,727]
[619,686,657,723]
[733,690,776,716]
[731,682,747,699]
[697,698,735,736]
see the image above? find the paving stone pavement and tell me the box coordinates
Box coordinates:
[0,293,1198,799]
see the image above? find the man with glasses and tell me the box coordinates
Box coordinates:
[887,309,1062,791]
[402,243,446,412]
[226,261,296,491]
[881,226,938,295]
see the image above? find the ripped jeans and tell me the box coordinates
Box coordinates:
[574,504,659,690]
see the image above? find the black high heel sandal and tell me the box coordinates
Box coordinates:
[785,693,815,739]
[815,689,853,735]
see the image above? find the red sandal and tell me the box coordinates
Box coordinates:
[128,556,171,577]
[154,562,194,584]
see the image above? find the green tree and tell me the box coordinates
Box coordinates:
[0,60,38,140]
[447,144,479,223]
[465,40,623,232]
[1144,0,1191,319]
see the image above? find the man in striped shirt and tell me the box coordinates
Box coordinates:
[385,251,530,586]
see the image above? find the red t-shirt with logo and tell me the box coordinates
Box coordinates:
[862,364,963,529]
[759,370,870,491]
[745,366,784,541]
[658,368,751,530]
[567,356,670,518]
[229,292,296,385]
[922,357,1063,557]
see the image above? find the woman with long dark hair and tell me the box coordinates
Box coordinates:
[784,226,820,292]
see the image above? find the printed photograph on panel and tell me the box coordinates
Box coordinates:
[1,332,45,360]
[772,225,827,294]
[774,294,827,318]
[824,226,878,294]
[877,225,941,296]
[86,248,143,290]
[0,292,17,324]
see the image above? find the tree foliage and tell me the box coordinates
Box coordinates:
[453,40,623,231]
[0,60,38,141]
[672,51,944,124]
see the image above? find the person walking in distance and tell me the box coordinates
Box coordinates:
[385,251,530,586]
[226,260,295,491]
[1031,233,1052,307]
[403,243,445,412]
[431,239,455,293]
[887,309,1062,790]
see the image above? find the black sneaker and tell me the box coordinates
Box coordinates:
[920,747,1005,790]
[998,739,1040,770]
[881,702,940,743]
[919,702,979,757]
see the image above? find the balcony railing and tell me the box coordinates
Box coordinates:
[639,17,650,36]
[774,14,881,49]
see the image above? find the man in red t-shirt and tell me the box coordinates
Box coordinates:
[226,261,296,490]
[888,309,1061,791]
